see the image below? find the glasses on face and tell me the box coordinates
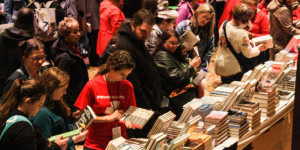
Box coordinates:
[28,55,47,62]
[201,15,212,22]
[166,41,180,46]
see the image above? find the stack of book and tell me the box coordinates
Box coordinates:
[204,111,229,145]
[196,104,213,120]
[279,90,295,100]
[126,138,148,149]
[227,110,249,138]
[231,100,261,129]
[184,96,226,111]
[119,106,155,129]
[278,66,296,91]
[179,115,202,136]
[179,102,202,123]
[168,133,191,150]
[166,121,186,139]
[147,111,176,138]
[145,132,167,150]
[209,84,244,111]
[188,133,212,150]
[251,90,277,117]
[106,137,133,150]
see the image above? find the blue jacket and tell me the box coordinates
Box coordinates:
[176,20,215,67]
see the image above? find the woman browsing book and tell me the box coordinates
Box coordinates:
[154,29,201,118]
[74,50,136,150]
[31,67,88,150]
[0,79,69,150]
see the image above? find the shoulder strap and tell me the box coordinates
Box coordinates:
[0,115,32,141]
[222,20,250,72]
[16,68,25,76]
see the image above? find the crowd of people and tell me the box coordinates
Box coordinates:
[0,0,299,149]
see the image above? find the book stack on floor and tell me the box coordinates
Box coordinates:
[148,111,176,138]
[231,100,261,129]
[106,137,133,150]
[145,132,167,150]
[188,132,212,150]
[251,89,277,117]
[168,133,191,150]
[227,110,249,138]
[204,111,229,145]
[119,106,155,129]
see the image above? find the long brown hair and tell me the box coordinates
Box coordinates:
[96,50,135,77]
[39,67,71,117]
[0,79,45,127]
[190,3,215,39]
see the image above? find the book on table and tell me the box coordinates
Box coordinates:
[252,35,273,49]
[147,111,176,138]
[119,106,155,129]
[72,105,96,132]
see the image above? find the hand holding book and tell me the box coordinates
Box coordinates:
[107,110,124,122]
[190,56,201,69]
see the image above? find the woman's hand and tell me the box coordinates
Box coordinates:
[107,110,124,122]
[190,56,201,68]
[54,135,69,150]
[72,129,88,144]
[258,44,267,52]
[125,121,136,129]
[72,110,81,119]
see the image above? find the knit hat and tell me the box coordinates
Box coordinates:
[157,10,178,19]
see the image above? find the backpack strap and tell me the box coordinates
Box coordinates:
[16,68,25,76]
[0,115,32,141]
[222,20,251,73]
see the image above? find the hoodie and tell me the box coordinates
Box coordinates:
[268,0,300,49]
[0,27,32,94]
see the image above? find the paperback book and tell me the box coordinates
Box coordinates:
[72,105,96,131]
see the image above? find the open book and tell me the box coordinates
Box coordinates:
[72,105,96,132]
[179,30,200,50]
[119,106,154,129]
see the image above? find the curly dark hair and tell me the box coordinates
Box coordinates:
[96,50,135,76]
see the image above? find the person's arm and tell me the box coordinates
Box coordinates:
[278,8,300,35]
[3,0,13,23]
[252,13,270,37]
[154,51,196,85]
[110,11,125,36]
[239,34,263,58]
[201,36,215,67]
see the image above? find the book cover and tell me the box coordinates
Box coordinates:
[119,106,154,129]
[179,30,200,49]
[72,105,96,132]
[49,128,81,142]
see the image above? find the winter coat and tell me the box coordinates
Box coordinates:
[96,0,125,56]
[154,49,196,95]
[268,0,300,50]
[0,27,32,94]
[176,0,193,27]
[51,38,89,110]
[114,21,163,110]
[0,110,61,150]
[77,0,100,30]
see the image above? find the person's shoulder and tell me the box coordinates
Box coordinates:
[120,80,134,89]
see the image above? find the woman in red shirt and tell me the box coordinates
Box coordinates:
[243,0,270,67]
[74,50,136,150]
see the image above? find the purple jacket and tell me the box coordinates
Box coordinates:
[176,0,193,27]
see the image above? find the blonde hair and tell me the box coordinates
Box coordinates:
[58,17,78,37]
[190,3,215,39]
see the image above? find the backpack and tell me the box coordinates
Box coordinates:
[33,1,58,42]
[0,115,33,141]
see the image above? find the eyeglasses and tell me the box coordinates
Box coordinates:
[201,15,212,22]
[166,41,180,46]
[28,55,47,62]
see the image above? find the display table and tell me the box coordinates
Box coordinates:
[214,97,294,150]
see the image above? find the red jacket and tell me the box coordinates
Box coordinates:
[250,10,270,38]
[258,1,268,15]
[218,0,241,29]
[293,7,300,21]
[96,0,125,56]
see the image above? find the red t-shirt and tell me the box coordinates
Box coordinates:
[258,1,268,15]
[250,10,270,38]
[74,75,136,150]
[293,7,300,21]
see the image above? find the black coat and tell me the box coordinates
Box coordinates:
[0,27,32,94]
[0,110,60,150]
[115,22,163,110]
[154,49,197,95]
[51,38,89,110]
